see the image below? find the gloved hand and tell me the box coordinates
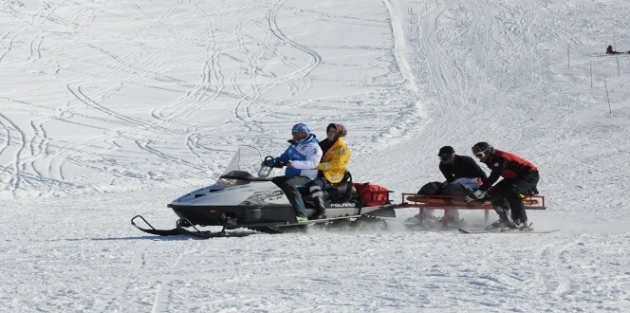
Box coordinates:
[465,189,486,203]
[262,157,276,167]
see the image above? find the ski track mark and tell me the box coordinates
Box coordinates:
[232,0,321,125]
[0,109,77,195]
[26,30,43,62]
[150,283,166,313]
[0,25,22,63]
[381,1,549,151]
[135,139,206,171]
[379,0,449,146]
[531,239,574,298]
[125,0,154,19]
[67,84,148,128]
[177,0,228,168]
[101,251,148,313]
[0,111,27,196]
[150,242,200,313]
[0,113,11,157]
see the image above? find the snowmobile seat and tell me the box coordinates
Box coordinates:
[325,171,354,202]
[303,171,354,203]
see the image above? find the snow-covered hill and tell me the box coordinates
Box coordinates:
[1,1,629,312]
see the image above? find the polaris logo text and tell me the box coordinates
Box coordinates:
[330,203,356,208]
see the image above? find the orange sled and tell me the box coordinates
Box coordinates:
[398,193,546,227]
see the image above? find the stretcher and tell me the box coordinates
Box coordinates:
[398,193,546,227]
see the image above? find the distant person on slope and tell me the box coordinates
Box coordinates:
[606,45,630,55]
[464,142,539,230]
[267,123,323,223]
[307,123,351,219]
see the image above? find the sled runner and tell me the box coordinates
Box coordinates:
[399,193,546,227]
[458,224,559,234]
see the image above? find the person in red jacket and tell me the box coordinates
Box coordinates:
[465,142,539,230]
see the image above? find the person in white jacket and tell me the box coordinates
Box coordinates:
[267,123,322,222]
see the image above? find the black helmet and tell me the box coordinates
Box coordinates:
[472,142,494,158]
[438,146,455,156]
[438,146,455,162]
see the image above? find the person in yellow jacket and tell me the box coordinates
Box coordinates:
[308,123,351,219]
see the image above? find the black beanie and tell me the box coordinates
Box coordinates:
[438,146,455,155]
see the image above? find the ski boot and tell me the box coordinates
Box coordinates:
[405,210,437,224]
[313,208,326,220]
[511,220,530,231]
[486,209,511,230]
[486,219,513,230]
[312,197,327,220]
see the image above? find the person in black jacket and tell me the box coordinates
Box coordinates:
[439,146,488,186]
[409,146,488,224]
[437,146,488,223]
[465,142,539,230]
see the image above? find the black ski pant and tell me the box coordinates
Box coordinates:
[307,178,333,210]
[272,176,312,218]
[489,170,540,223]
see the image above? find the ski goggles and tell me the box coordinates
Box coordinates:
[472,145,491,158]
[473,149,490,159]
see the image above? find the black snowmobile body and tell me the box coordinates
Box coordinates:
[132,146,396,238]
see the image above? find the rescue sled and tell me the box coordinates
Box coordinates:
[399,193,546,227]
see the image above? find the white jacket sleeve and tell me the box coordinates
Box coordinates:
[290,144,322,170]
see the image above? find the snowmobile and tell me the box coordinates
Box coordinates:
[131,146,396,238]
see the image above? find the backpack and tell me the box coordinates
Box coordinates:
[417,181,445,195]
[352,182,390,207]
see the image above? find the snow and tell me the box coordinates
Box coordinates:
[1,0,630,312]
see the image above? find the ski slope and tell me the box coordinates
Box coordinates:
[1,0,629,312]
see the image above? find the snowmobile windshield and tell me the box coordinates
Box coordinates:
[215,146,275,185]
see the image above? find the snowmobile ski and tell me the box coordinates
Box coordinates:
[131,215,183,236]
[175,218,255,238]
[131,215,254,238]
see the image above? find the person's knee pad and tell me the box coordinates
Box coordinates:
[310,185,323,198]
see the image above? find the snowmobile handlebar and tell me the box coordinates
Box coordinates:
[262,156,286,168]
